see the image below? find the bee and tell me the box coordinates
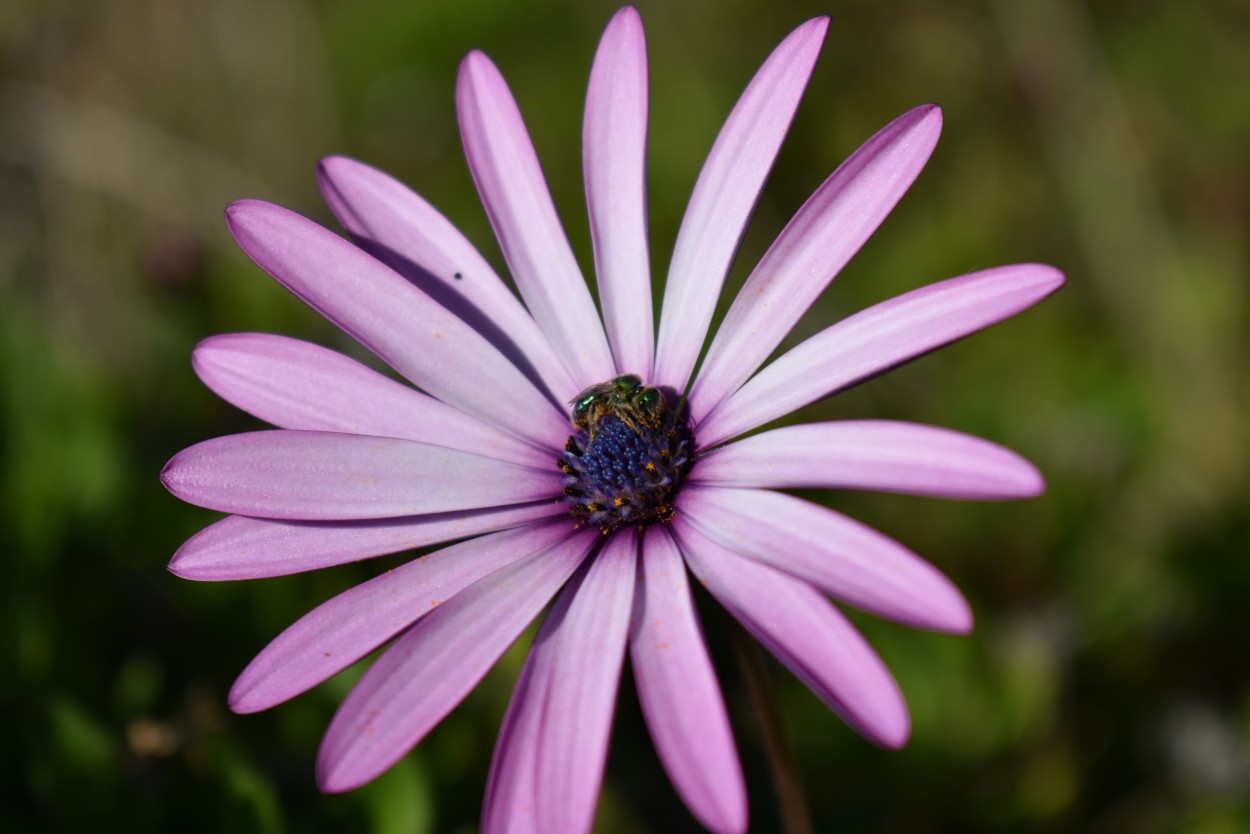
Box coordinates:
[569,374,665,438]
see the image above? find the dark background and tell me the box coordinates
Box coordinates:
[1,0,1246,831]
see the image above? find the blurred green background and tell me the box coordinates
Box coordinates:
[2,0,1246,831]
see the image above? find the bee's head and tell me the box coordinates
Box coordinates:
[610,374,643,396]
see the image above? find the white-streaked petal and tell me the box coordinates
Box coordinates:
[653,17,829,394]
[225,199,568,449]
[631,527,746,834]
[692,420,1044,500]
[674,519,910,749]
[168,503,563,581]
[696,264,1066,447]
[679,486,971,634]
[584,6,654,376]
[193,333,549,467]
[160,430,559,520]
[457,51,615,388]
[317,529,598,793]
[230,521,570,714]
[533,533,635,834]
[317,155,581,403]
[688,105,942,423]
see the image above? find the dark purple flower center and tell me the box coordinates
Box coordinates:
[559,386,692,535]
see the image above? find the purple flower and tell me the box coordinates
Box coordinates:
[162,7,1062,833]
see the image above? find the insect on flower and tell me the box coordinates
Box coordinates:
[569,373,665,437]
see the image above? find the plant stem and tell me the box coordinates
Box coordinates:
[729,621,812,834]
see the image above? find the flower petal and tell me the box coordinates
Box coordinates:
[674,519,910,749]
[457,51,615,388]
[317,529,598,793]
[160,430,559,520]
[481,645,547,834]
[688,105,942,423]
[532,532,636,834]
[193,333,549,468]
[225,199,567,448]
[653,17,828,394]
[230,520,570,714]
[584,7,654,376]
[631,527,746,834]
[317,155,581,403]
[692,420,1044,500]
[679,486,971,634]
[168,503,563,581]
[696,263,1066,447]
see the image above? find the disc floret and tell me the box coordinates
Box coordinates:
[560,375,692,533]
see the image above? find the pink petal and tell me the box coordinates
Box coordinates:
[532,532,636,834]
[160,430,559,520]
[225,199,567,448]
[230,520,571,713]
[193,333,549,468]
[688,106,942,423]
[678,486,971,634]
[481,646,547,834]
[168,503,563,581]
[673,519,910,749]
[652,17,828,393]
[584,7,654,376]
[457,51,615,388]
[317,529,598,793]
[631,527,746,834]
[317,155,581,403]
[692,420,1044,500]
[696,263,1065,447]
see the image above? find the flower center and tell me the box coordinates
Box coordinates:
[558,375,693,534]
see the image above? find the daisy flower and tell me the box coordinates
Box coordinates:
[161,7,1063,833]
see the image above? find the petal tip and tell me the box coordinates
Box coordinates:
[802,15,831,39]
[880,713,912,750]
[224,198,283,244]
[317,153,351,173]
[166,554,190,579]
[224,197,264,224]
[227,669,277,715]
[189,336,226,381]
[899,103,943,145]
[457,50,501,109]
[608,5,642,29]
[1035,263,1067,292]
[459,48,494,80]
[944,595,976,636]
[166,548,199,580]
[705,796,749,834]
[315,154,355,190]
[159,456,180,493]
[227,690,262,716]
[774,14,829,59]
[921,576,976,635]
[316,750,371,795]
[1018,462,1047,499]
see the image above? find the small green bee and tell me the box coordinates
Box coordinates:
[569,374,665,438]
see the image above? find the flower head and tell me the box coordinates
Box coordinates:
[162,7,1063,833]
